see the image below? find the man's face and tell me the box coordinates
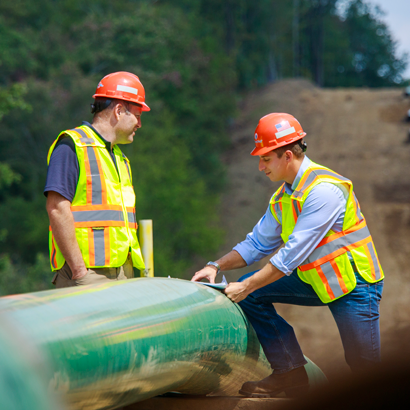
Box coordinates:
[258,149,287,182]
[116,102,143,144]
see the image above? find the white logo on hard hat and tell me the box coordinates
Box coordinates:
[254,133,258,140]
[97,82,103,88]
[117,85,139,95]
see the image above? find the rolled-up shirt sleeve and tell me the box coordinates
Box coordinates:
[270,183,346,275]
[233,205,284,266]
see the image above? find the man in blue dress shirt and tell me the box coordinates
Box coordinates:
[192,113,384,398]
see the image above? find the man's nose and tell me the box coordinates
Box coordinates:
[258,158,265,171]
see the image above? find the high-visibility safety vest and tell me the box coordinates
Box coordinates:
[47,125,145,272]
[270,161,384,303]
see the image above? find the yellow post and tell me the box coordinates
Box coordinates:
[138,219,154,277]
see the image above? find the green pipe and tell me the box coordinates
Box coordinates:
[0,315,65,410]
[0,278,327,409]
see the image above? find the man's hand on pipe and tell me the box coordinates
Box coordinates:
[191,266,217,284]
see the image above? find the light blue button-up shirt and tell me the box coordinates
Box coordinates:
[233,156,348,275]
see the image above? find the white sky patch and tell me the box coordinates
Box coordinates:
[362,0,410,79]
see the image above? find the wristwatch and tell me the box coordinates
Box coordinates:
[206,261,221,275]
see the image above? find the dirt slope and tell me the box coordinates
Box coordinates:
[210,79,410,381]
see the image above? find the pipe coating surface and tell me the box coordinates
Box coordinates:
[0,277,327,409]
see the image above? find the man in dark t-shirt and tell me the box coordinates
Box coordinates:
[45,72,150,288]
[45,122,120,203]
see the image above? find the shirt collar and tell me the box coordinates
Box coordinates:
[82,121,113,152]
[284,156,311,194]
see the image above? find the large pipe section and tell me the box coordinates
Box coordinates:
[0,277,327,409]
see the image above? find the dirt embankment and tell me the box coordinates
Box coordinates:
[203,79,410,381]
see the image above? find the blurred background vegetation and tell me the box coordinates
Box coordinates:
[0,0,407,295]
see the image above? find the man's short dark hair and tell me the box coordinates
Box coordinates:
[90,98,116,115]
[91,98,143,116]
[274,139,307,159]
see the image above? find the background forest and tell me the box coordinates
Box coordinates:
[0,0,407,295]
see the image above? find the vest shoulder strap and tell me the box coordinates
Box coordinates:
[292,163,351,200]
[269,183,286,204]
[61,126,105,148]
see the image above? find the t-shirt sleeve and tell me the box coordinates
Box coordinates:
[44,136,79,202]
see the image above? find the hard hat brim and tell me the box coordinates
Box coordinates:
[250,146,276,156]
[92,94,151,112]
[140,102,150,112]
[251,132,307,156]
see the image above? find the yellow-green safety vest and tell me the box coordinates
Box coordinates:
[47,125,145,271]
[270,161,384,303]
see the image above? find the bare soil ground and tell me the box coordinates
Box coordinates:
[195,79,410,381]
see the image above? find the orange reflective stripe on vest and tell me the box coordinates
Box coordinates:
[316,259,349,300]
[71,128,108,206]
[49,226,58,270]
[352,192,363,225]
[292,168,350,199]
[300,220,371,270]
[70,204,137,229]
[291,199,302,223]
[88,227,111,267]
[363,241,383,281]
[271,184,285,224]
[47,125,145,271]
[127,207,137,229]
[269,160,384,303]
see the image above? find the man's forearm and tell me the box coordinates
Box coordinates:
[244,262,285,293]
[47,192,87,279]
[215,250,247,271]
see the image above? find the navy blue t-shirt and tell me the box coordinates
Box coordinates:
[44,122,118,201]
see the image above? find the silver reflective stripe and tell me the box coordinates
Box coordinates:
[86,146,103,205]
[71,128,103,204]
[297,169,349,194]
[274,191,284,202]
[367,242,382,280]
[321,261,345,299]
[72,210,124,223]
[272,185,285,202]
[72,128,94,145]
[292,200,301,218]
[127,212,136,224]
[293,190,304,198]
[123,154,131,179]
[93,229,105,266]
[303,225,371,265]
[274,203,282,224]
[353,193,363,222]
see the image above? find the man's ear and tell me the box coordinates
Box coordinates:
[285,150,293,162]
[113,103,123,120]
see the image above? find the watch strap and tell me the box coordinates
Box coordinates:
[206,261,221,274]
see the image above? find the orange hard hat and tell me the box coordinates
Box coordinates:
[251,113,306,156]
[93,71,150,112]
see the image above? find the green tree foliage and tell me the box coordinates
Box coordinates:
[0,1,233,292]
[184,0,407,88]
[0,0,407,295]
[335,0,407,86]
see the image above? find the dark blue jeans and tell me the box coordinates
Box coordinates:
[238,270,383,374]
